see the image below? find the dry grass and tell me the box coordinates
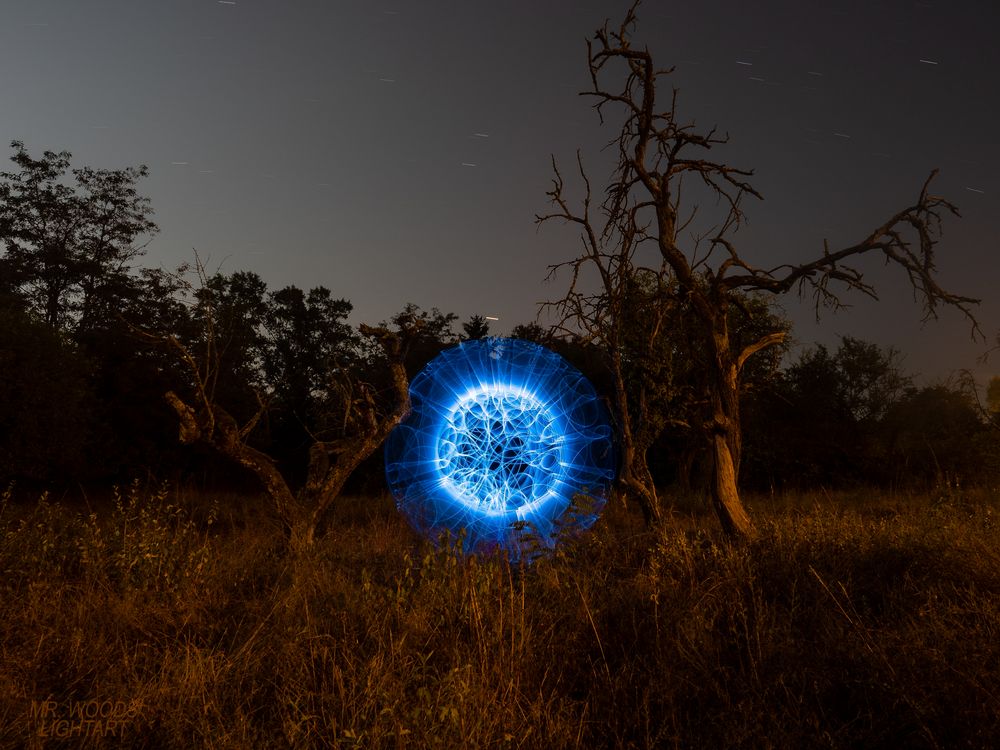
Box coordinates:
[1,482,998,748]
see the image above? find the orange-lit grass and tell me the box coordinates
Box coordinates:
[1,483,998,748]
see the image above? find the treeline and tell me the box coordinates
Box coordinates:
[740,338,1000,490]
[1,142,997,493]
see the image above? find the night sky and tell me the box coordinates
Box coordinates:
[2,0,997,384]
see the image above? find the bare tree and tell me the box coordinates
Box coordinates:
[540,2,980,537]
[539,154,680,524]
[141,261,411,554]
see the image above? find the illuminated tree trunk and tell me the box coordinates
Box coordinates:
[708,314,754,538]
[161,324,409,554]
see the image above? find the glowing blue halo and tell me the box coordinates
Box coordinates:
[386,337,616,559]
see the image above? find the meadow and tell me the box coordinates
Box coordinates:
[1,482,998,748]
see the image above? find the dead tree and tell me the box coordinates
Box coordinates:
[541,2,980,538]
[161,325,407,553]
[538,153,683,524]
[140,263,410,554]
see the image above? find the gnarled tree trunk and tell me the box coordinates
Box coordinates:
[542,2,979,541]
[707,314,754,538]
[163,324,410,555]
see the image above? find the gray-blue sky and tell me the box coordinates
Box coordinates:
[2,0,997,384]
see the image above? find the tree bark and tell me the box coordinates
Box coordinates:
[161,325,410,553]
[165,389,299,528]
[709,432,753,537]
[707,313,754,538]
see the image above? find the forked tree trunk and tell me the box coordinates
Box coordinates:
[163,325,409,555]
[620,458,660,526]
[288,520,316,557]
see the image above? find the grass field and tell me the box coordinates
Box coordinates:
[1,482,998,748]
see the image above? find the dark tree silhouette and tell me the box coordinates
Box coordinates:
[265,286,356,414]
[189,270,271,425]
[387,303,459,377]
[263,284,360,479]
[510,322,553,345]
[461,314,491,340]
[0,141,157,330]
[741,337,910,490]
[882,384,987,486]
[0,305,99,482]
[540,3,980,537]
[0,142,175,478]
[989,377,1000,425]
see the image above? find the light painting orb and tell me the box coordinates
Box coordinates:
[385,337,616,559]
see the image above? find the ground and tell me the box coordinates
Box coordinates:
[1,483,998,748]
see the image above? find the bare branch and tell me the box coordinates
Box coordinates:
[736,332,787,374]
[164,390,200,444]
[719,171,981,338]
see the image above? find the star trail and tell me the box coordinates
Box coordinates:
[0,0,996,382]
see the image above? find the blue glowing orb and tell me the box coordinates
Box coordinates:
[385,337,616,558]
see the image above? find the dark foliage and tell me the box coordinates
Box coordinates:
[0,141,996,495]
[0,306,100,482]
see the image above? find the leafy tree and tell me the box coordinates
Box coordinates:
[882,384,987,486]
[264,285,356,415]
[836,337,910,424]
[540,3,979,536]
[263,285,359,478]
[769,345,857,487]
[510,322,553,345]
[461,314,491,340]
[387,303,459,377]
[741,337,913,489]
[128,267,196,346]
[0,142,174,478]
[0,141,156,331]
[188,270,271,427]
